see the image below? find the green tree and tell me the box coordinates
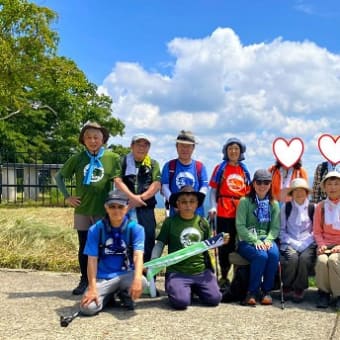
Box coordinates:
[0,0,125,163]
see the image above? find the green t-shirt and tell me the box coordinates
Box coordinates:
[58,149,120,216]
[156,214,210,275]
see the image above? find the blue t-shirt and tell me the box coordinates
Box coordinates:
[161,159,208,217]
[84,216,145,279]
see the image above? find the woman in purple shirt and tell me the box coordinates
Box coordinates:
[279,178,316,303]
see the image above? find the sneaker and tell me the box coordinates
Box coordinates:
[292,289,304,303]
[118,290,136,310]
[243,292,256,306]
[283,287,292,300]
[72,279,88,295]
[260,293,273,305]
[316,290,330,308]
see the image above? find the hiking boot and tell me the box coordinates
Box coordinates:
[316,290,330,308]
[292,289,304,303]
[243,292,256,307]
[336,297,340,312]
[283,287,292,300]
[118,290,136,310]
[260,293,273,305]
[72,279,88,295]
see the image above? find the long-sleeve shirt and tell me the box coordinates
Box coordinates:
[313,199,340,247]
[236,196,280,245]
[279,200,315,252]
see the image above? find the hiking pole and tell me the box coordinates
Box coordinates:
[60,311,80,327]
[278,261,284,310]
[209,215,219,279]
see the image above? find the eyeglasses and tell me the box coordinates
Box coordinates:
[177,199,198,205]
[255,180,271,186]
[107,204,126,210]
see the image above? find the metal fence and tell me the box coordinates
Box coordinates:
[0,150,75,206]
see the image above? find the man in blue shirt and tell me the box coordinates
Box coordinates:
[80,189,146,315]
[161,130,208,217]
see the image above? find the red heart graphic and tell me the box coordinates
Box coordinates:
[318,134,340,165]
[272,137,304,168]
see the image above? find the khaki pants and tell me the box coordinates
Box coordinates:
[315,253,340,297]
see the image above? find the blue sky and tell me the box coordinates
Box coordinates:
[34,0,340,180]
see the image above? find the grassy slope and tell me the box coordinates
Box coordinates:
[0,207,166,272]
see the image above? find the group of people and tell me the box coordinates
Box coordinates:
[55,121,340,315]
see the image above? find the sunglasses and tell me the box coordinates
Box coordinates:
[255,180,271,186]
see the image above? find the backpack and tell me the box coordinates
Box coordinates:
[165,159,203,209]
[98,218,134,270]
[221,265,250,303]
[285,201,315,222]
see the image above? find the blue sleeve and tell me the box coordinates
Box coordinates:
[83,223,101,257]
[132,224,145,251]
[161,161,170,185]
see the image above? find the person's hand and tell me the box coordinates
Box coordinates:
[130,194,147,208]
[255,241,266,250]
[129,277,143,301]
[331,245,340,253]
[80,288,98,307]
[317,245,328,255]
[263,240,272,250]
[65,196,81,207]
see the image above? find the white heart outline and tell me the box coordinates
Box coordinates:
[272,137,304,169]
[318,134,340,165]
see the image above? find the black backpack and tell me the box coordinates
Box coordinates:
[221,265,250,303]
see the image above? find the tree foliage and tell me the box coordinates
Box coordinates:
[0,0,126,163]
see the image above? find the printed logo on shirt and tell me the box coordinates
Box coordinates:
[180,227,201,247]
[225,173,246,193]
[175,171,195,189]
[83,164,104,183]
[104,237,127,255]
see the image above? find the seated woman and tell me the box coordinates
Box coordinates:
[279,178,316,303]
[236,169,280,306]
[314,171,340,311]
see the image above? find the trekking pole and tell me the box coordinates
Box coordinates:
[209,215,219,278]
[60,311,80,327]
[278,261,284,310]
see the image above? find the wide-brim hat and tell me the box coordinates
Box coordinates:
[287,178,312,196]
[79,122,110,145]
[320,171,340,191]
[169,185,205,208]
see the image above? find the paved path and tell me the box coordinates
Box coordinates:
[0,268,339,340]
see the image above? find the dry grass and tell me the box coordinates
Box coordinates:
[0,207,166,272]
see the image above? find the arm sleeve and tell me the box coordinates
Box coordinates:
[313,202,325,246]
[199,165,209,194]
[54,172,70,198]
[162,183,171,201]
[236,198,258,244]
[209,188,217,210]
[151,241,165,259]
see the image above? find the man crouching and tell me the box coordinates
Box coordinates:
[80,189,147,315]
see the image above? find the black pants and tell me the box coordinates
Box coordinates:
[216,216,236,280]
[77,230,89,282]
[136,206,156,262]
